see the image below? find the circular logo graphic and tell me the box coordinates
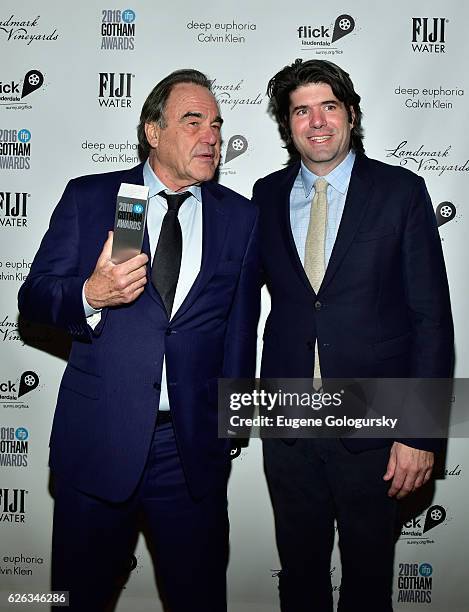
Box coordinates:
[339,18,352,31]
[232,138,245,151]
[28,73,41,86]
[24,374,36,387]
[15,427,29,441]
[132,203,144,214]
[122,9,136,23]
[439,204,453,218]
[419,563,433,577]
[430,507,443,521]
[18,129,31,143]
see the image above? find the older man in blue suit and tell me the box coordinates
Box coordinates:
[253,60,453,612]
[18,69,259,611]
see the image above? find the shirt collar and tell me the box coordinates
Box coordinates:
[143,159,202,202]
[300,149,356,197]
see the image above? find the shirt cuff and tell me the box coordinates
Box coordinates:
[82,280,102,317]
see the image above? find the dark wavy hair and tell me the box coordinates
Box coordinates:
[267,59,364,164]
[137,69,213,161]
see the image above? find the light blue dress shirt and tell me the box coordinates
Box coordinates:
[290,150,356,267]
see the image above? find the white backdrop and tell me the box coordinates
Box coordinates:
[1,0,468,610]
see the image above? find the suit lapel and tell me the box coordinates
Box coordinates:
[171,182,229,323]
[275,163,317,295]
[320,154,374,293]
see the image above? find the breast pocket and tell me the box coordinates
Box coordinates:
[354,227,396,243]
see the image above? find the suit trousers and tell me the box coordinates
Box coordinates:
[263,437,398,612]
[51,421,229,612]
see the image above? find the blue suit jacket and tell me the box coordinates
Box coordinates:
[253,153,453,452]
[18,163,259,502]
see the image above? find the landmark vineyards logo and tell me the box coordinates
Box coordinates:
[0,15,59,44]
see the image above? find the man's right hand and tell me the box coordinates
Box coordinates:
[84,231,148,309]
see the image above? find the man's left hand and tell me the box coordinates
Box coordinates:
[383,442,434,499]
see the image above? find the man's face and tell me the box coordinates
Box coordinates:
[288,82,354,176]
[145,83,222,191]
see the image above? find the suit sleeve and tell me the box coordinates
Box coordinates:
[222,208,260,379]
[398,176,454,452]
[18,180,93,339]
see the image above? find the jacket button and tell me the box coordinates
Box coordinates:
[165,328,172,336]
[314,300,322,310]
[153,382,161,390]
[306,341,314,350]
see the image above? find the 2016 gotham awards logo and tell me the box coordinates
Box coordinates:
[0,70,44,110]
[397,562,435,603]
[0,128,31,169]
[297,14,356,54]
[0,427,29,467]
[100,9,135,50]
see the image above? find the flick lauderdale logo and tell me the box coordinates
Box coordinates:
[297,14,356,53]
[0,70,44,109]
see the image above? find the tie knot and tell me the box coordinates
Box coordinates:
[159,190,191,213]
[314,178,328,194]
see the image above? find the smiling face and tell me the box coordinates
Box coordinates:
[145,83,222,191]
[288,82,354,176]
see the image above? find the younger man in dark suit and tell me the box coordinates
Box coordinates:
[253,59,453,612]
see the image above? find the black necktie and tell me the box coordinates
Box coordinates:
[151,190,191,317]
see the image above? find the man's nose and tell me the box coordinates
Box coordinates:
[201,125,219,145]
[309,109,326,129]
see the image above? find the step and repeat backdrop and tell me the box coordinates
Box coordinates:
[1,0,468,610]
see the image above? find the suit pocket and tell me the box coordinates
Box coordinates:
[373,333,411,360]
[60,364,101,399]
[354,227,396,242]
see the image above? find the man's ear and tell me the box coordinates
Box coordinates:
[144,122,159,149]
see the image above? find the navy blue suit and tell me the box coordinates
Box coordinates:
[18,162,259,611]
[253,153,453,611]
